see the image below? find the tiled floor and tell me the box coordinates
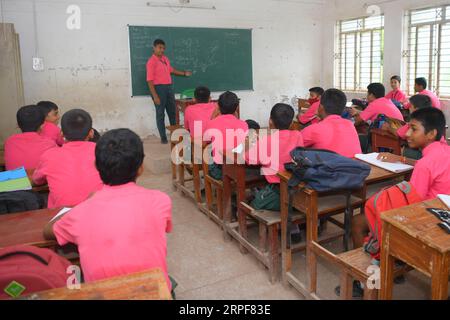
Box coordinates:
[138,139,445,300]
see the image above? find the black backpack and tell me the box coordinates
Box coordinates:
[0,191,44,215]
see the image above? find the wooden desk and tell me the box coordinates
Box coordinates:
[0,208,59,249]
[222,159,265,242]
[22,268,172,300]
[278,163,413,299]
[371,128,402,155]
[380,198,450,300]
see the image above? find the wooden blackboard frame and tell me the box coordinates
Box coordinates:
[127,25,254,97]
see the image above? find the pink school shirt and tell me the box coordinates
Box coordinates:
[360,97,404,123]
[386,89,407,103]
[299,101,320,125]
[419,89,441,109]
[410,141,450,200]
[40,121,65,146]
[146,55,174,85]
[4,132,57,170]
[32,141,103,208]
[184,102,217,139]
[53,182,173,290]
[204,114,249,164]
[301,115,362,158]
[245,130,304,184]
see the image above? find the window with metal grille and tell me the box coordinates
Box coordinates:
[335,15,385,92]
[405,5,450,97]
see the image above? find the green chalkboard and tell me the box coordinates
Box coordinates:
[128,26,253,96]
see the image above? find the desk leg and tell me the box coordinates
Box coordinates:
[193,164,202,204]
[280,180,290,286]
[307,193,319,294]
[379,224,395,300]
[236,166,248,254]
[170,142,177,184]
[222,173,232,242]
[431,253,449,300]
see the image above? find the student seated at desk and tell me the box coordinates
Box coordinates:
[204,91,249,178]
[379,108,450,200]
[246,103,304,185]
[32,109,103,208]
[183,86,217,139]
[405,77,441,110]
[352,108,450,249]
[385,75,407,106]
[4,105,57,171]
[37,101,65,146]
[43,129,173,292]
[298,87,324,126]
[244,104,302,211]
[301,89,361,157]
[382,94,436,160]
[351,83,404,126]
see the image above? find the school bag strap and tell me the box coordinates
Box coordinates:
[0,251,49,266]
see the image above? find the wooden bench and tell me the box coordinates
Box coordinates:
[371,128,402,155]
[21,268,171,300]
[175,141,204,205]
[167,125,183,187]
[199,144,226,226]
[278,162,414,299]
[314,246,410,300]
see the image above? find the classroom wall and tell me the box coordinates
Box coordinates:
[322,0,450,128]
[0,0,326,139]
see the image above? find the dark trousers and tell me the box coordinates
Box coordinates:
[153,84,176,140]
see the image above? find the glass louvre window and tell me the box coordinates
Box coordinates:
[406,5,450,97]
[335,15,384,91]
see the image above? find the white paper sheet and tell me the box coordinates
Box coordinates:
[355,153,414,173]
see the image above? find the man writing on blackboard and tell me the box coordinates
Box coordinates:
[147,39,192,144]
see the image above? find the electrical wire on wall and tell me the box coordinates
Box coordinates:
[32,0,39,58]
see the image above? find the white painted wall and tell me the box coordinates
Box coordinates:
[322,0,450,131]
[0,0,326,138]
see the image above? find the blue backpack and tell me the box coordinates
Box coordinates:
[284,148,371,192]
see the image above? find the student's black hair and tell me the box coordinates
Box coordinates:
[194,86,211,103]
[61,109,93,141]
[90,128,101,143]
[410,108,446,142]
[16,105,46,133]
[320,89,347,116]
[415,77,427,90]
[390,75,401,83]
[36,101,58,116]
[245,119,261,130]
[309,87,325,96]
[367,83,386,99]
[270,103,295,130]
[409,94,432,110]
[95,129,144,186]
[218,91,240,115]
[153,39,166,47]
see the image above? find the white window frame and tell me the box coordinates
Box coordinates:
[335,15,385,92]
[404,4,450,98]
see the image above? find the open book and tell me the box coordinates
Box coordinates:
[0,167,32,192]
[355,153,414,173]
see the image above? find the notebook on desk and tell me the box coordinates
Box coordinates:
[0,167,32,192]
[438,195,450,209]
[355,153,414,173]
